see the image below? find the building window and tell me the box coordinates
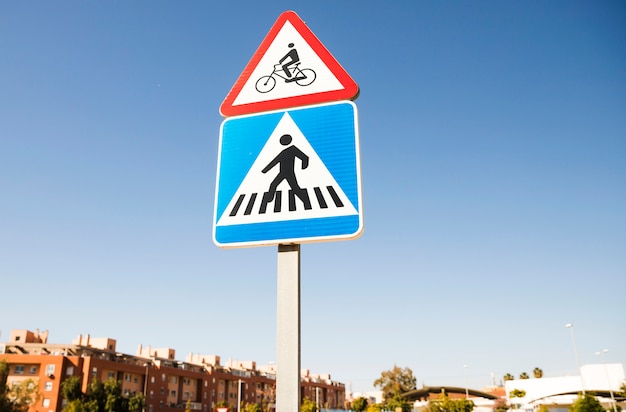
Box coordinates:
[45,382,53,391]
[66,366,74,375]
[42,398,50,407]
[151,376,155,384]
[171,376,178,384]
[92,367,97,377]
[14,365,25,374]
[107,371,115,380]
[125,374,132,382]
[161,374,166,382]
[46,364,55,376]
[28,366,37,374]
[183,378,190,385]
[170,390,177,398]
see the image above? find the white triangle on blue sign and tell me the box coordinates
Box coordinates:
[216,112,357,226]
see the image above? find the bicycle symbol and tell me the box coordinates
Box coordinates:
[255,63,317,93]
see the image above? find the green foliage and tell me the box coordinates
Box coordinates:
[373,365,417,401]
[509,389,526,399]
[503,373,514,381]
[0,361,40,412]
[60,378,144,412]
[216,400,230,410]
[62,376,84,402]
[301,397,318,412]
[428,391,474,412]
[570,393,605,412]
[64,399,88,412]
[492,397,508,412]
[352,396,368,412]
[127,393,145,412]
[519,372,529,380]
[385,395,413,412]
[366,404,383,412]
[243,402,262,412]
[533,368,543,378]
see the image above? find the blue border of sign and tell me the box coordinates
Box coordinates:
[213,101,363,248]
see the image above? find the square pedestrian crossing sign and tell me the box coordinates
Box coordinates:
[213,101,363,248]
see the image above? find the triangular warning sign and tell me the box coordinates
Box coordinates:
[216,112,358,226]
[220,10,359,117]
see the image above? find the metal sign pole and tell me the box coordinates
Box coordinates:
[276,243,301,412]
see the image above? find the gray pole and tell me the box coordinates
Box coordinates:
[597,350,617,412]
[276,244,301,412]
[565,323,585,395]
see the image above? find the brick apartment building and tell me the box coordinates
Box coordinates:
[0,329,346,412]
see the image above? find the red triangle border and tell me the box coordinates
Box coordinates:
[219,10,359,117]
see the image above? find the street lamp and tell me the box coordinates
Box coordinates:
[595,349,617,412]
[565,323,585,395]
[463,365,469,399]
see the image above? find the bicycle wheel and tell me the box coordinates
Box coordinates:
[295,69,316,86]
[255,75,276,93]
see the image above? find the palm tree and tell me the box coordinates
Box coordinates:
[533,367,543,378]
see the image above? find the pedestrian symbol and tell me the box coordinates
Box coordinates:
[213,101,362,247]
[261,133,310,210]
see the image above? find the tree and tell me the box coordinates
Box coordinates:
[0,361,40,412]
[60,378,144,412]
[373,365,416,412]
[216,400,230,411]
[62,376,83,402]
[301,397,318,412]
[519,372,529,380]
[503,373,514,381]
[0,360,12,411]
[492,397,508,412]
[509,389,526,398]
[243,402,261,412]
[127,394,145,412]
[509,389,526,409]
[570,393,604,412]
[533,368,543,378]
[352,396,368,412]
[428,391,474,412]
[373,365,417,401]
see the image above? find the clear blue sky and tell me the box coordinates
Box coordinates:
[1,1,625,395]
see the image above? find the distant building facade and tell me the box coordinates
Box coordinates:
[504,364,625,411]
[0,329,346,412]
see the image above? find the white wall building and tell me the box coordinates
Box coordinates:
[504,363,625,411]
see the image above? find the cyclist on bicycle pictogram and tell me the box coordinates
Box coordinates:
[279,43,306,82]
[255,43,316,93]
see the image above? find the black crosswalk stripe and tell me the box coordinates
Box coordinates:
[228,186,344,217]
